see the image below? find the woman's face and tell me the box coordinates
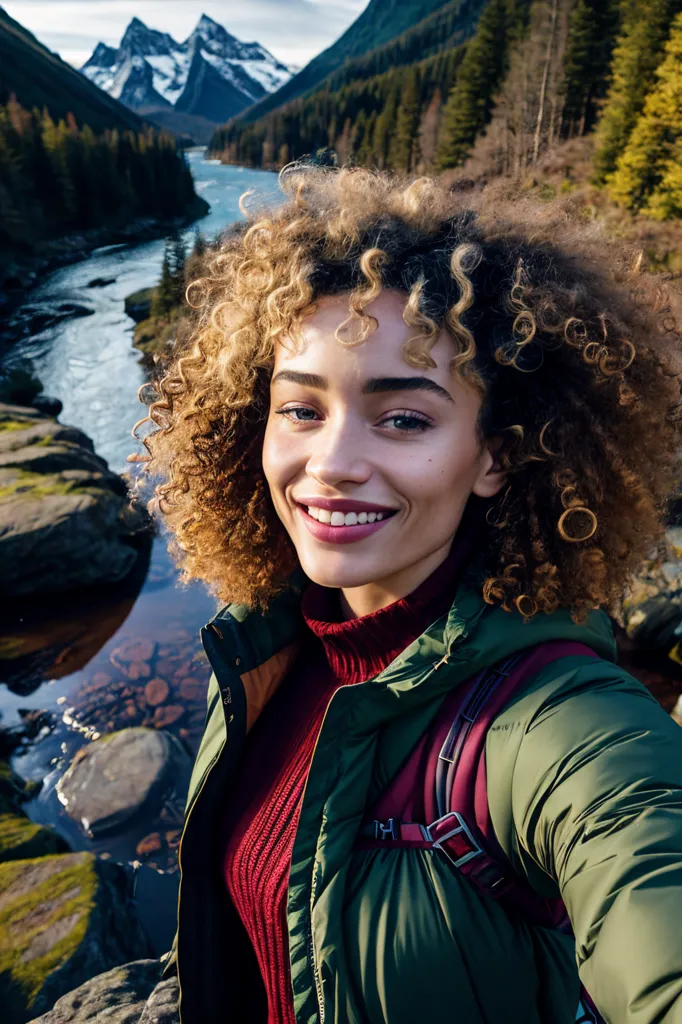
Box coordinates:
[262,289,506,614]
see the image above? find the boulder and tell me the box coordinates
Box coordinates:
[86,278,116,289]
[0,761,68,864]
[124,288,155,325]
[0,852,153,1024]
[26,960,179,1024]
[31,396,63,417]
[0,402,152,596]
[56,729,193,837]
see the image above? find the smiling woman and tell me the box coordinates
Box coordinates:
[134,165,682,1024]
[263,290,504,618]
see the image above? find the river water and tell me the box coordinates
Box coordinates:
[1,151,279,874]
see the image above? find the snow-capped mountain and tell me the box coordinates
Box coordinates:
[81,14,293,123]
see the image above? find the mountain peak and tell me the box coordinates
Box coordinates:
[190,12,237,46]
[81,11,293,125]
[121,16,179,57]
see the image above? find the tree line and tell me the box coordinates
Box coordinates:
[0,96,201,262]
[209,0,682,219]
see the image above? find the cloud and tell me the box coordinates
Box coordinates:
[2,0,369,67]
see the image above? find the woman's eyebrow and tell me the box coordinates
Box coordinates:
[271,370,454,403]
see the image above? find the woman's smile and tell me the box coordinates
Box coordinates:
[296,499,399,544]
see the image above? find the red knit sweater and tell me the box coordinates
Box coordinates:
[222,536,472,1023]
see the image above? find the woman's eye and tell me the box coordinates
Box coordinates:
[275,406,319,423]
[379,413,433,433]
[274,407,433,432]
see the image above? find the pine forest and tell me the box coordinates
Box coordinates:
[0,98,204,266]
[209,0,682,222]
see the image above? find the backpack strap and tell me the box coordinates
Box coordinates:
[357,641,598,922]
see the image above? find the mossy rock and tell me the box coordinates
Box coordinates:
[0,852,153,1023]
[0,762,67,863]
[0,811,66,864]
[124,288,155,325]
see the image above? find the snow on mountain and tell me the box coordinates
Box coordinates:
[81,13,292,122]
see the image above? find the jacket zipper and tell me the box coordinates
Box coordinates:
[308,864,325,1023]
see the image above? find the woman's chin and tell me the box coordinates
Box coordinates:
[297,557,383,592]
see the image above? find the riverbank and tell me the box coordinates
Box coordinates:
[1,198,209,353]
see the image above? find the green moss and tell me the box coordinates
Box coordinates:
[0,420,34,432]
[0,811,62,863]
[126,286,156,306]
[0,470,86,501]
[0,854,97,1011]
[33,434,54,447]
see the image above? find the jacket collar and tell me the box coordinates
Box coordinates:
[203,566,616,728]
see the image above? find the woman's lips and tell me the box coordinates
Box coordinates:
[296,504,396,545]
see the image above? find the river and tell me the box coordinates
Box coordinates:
[1,151,279,875]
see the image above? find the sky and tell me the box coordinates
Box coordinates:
[2,0,369,69]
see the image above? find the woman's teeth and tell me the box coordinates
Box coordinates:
[306,507,387,526]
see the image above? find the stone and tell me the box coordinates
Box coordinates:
[144,680,169,708]
[0,853,153,1023]
[26,960,180,1024]
[112,640,157,667]
[87,277,116,289]
[152,706,183,730]
[135,833,162,858]
[56,728,193,837]
[0,402,152,597]
[26,959,164,1024]
[124,288,155,325]
[0,760,68,864]
[177,678,206,703]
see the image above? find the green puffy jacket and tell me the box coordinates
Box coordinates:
[167,570,682,1024]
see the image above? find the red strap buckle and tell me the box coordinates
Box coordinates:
[425,811,482,868]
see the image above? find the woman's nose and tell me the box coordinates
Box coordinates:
[305,414,372,487]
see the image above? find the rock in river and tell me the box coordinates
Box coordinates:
[56,728,193,837]
[0,851,152,1024]
[0,402,151,596]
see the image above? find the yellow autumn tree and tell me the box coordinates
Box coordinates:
[607,10,682,218]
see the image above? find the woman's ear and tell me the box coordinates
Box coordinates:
[472,436,508,500]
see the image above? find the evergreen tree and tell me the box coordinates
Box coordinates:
[592,0,682,182]
[607,10,682,217]
[561,0,621,137]
[372,84,400,169]
[418,87,443,169]
[436,0,526,169]
[388,66,421,170]
[170,234,187,306]
[152,239,177,319]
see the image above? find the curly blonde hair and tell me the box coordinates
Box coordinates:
[136,165,682,620]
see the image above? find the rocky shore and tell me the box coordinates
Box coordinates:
[0,706,186,1024]
[0,202,208,352]
[0,400,152,597]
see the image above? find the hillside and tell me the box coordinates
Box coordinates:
[0,5,142,133]
[234,0,454,124]
[209,0,492,169]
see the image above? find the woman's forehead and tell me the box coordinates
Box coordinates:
[274,289,458,375]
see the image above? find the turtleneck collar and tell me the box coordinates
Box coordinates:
[300,515,478,686]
